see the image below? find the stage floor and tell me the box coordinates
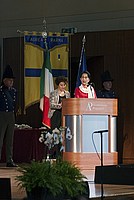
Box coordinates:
[0,164,134,200]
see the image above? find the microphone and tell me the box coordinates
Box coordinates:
[93,130,108,134]
[89,82,95,88]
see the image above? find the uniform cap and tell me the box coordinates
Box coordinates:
[2,65,15,79]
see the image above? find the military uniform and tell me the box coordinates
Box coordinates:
[0,85,17,164]
[0,65,17,167]
[97,89,116,98]
[97,70,117,99]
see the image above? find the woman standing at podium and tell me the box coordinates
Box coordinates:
[74,71,97,98]
[49,76,70,130]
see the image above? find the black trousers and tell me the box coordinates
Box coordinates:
[50,109,62,158]
[0,111,15,162]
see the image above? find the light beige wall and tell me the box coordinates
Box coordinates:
[0,0,134,37]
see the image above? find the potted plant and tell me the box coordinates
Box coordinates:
[16,158,89,200]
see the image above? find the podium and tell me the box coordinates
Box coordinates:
[62,98,118,170]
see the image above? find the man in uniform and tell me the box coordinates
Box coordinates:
[97,70,116,98]
[0,65,18,167]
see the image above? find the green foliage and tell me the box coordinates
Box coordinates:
[55,159,87,197]
[16,159,87,198]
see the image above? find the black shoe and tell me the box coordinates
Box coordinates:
[6,161,18,167]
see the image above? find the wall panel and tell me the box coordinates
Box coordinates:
[3,30,134,164]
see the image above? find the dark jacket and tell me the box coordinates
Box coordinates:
[0,85,17,112]
[97,89,116,98]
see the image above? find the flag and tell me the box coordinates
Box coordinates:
[24,33,69,111]
[75,36,87,88]
[24,34,43,109]
[48,33,69,78]
[40,45,54,128]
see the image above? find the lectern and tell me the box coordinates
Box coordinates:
[62,98,118,170]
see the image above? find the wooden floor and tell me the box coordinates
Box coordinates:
[1,164,134,200]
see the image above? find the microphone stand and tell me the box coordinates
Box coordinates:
[100,131,104,200]
[93,129,108,199]
[100,130,108,199]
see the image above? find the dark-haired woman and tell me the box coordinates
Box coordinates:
[49,76,70,130]
[74,71,96,98]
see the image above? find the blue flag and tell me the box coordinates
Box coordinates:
[75,45,87,88]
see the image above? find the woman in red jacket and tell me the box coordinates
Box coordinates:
[74,71,97,98]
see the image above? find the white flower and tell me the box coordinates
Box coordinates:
[45,132,53,139]
[39,134,45,143]
[66,127,72,140]
[52,128,60,135]
[39,126,73,151]
[53,133,60,145]
[66,134,72,140]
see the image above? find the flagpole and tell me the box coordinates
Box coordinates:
[79,35,86,68]
[42,17,48,49]
[75,35,87,88]
[82,35,86,47]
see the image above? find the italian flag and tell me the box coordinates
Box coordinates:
[40,47,54,128]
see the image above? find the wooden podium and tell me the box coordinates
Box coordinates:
[62,98,118,170]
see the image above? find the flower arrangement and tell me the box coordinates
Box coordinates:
[39,126,73,152]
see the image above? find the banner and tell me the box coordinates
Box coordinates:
[24,32,69,109]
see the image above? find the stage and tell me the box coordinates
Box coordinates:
[1,165,134,200]
[0,128,134,199]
